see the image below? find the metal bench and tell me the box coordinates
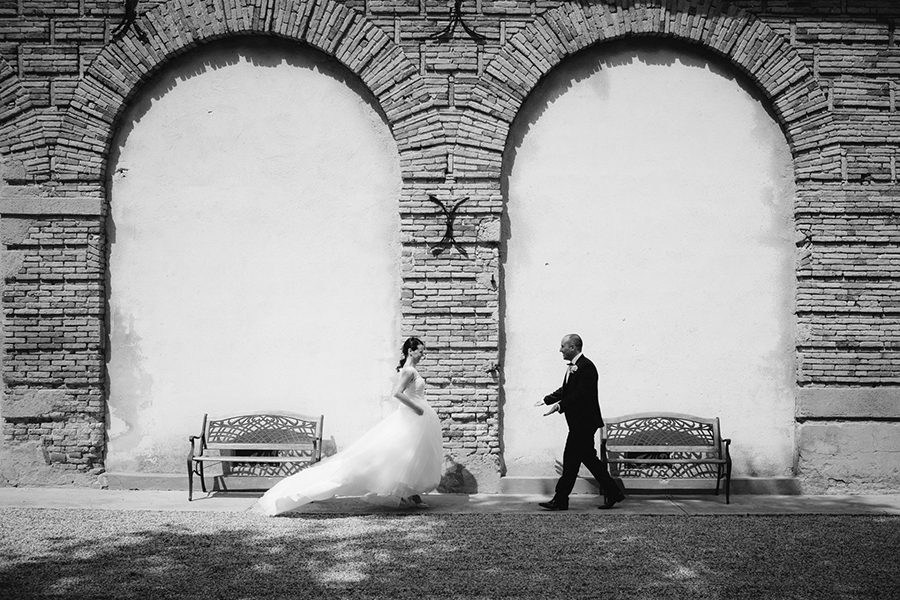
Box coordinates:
[187,411,323,501]
[601,412,732,503]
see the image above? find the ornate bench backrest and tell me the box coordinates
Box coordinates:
[602,412,723,479]
[206,412,322,446]
[604,413,720,449]
[203,412,324,477]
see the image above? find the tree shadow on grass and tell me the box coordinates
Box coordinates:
[2,510,900,599]
[0,510,443,600]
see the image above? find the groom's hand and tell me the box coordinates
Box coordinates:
[543,403,560,416]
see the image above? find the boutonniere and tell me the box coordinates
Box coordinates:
[569,364,578,374]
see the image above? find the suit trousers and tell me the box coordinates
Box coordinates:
[555,427,621,501]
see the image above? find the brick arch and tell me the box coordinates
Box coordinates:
[54,0,435,182]
[454,0,839,181]
[0,58,47,181]
[0,58,31,118]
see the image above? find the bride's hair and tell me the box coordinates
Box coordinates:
[396,337,425,371]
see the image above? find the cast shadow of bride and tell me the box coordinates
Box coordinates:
[439,458,478,494]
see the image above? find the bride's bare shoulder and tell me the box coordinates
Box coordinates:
[397,366,417,378]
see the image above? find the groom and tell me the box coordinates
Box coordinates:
[536,334,626,511]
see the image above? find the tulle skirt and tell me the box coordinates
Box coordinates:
[256,403,443,516]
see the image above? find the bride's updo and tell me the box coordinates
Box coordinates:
[396,337,425,371]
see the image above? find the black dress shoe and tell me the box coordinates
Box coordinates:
[538,500,568,511]
[598,493,626,510]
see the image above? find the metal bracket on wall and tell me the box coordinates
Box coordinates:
[428,194,470,257]
[111,0,148,43]
[430,0,486,44]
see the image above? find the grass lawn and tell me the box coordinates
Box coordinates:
[1,509,899,599]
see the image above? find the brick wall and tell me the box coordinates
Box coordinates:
[1,0,899,490]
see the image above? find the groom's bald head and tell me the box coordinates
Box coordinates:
[563,334,583,350]
[559,334,583,361]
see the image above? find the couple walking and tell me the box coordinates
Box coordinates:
[256,334,623,516]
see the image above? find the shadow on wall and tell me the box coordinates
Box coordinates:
[440,457,478,493]
[498,35,781,258]
[322,436,338,458]
[106,35,391,176]
[102,305,154,470]
[500,37,776,184]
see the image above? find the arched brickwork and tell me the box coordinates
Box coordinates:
[0,59,29,119]
[453,0,840,182]
[0,58,47,181]
[53,0,435,182]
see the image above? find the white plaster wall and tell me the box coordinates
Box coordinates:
[503,43,796,478]
[107,39,402,473]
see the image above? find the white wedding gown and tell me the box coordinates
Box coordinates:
[256,368,443,516]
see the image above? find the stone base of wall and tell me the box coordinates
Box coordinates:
[0,442,100,488]
[104,472,185,492]
[797,421,900,494]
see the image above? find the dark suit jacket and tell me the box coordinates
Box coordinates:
[543,354,604,431]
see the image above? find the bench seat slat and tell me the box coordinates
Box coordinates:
[193,455,315,463]
[205,443,315,451]
[606,444,719,453]
[609,458,727,465]
[608,478,724,490]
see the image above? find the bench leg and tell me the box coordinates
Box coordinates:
[714,463,733,504]
[187,458,194,502]
[725,461,732,504]
[198,461,207,494]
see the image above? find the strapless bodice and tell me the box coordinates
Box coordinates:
[407,369,426,404]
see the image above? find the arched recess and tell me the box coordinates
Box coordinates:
[452,0,839,180]
[35,0,446,480]
[474,0,833,484]
[47,0,432,474]
[502,39,797,478]
[54,0,438,183]
[105,36,404,473]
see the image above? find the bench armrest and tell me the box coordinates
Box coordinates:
[313,439,322,462]
[187,434,204,459]
[721,438,732,461]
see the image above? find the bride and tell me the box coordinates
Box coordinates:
[255,337,444,516]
